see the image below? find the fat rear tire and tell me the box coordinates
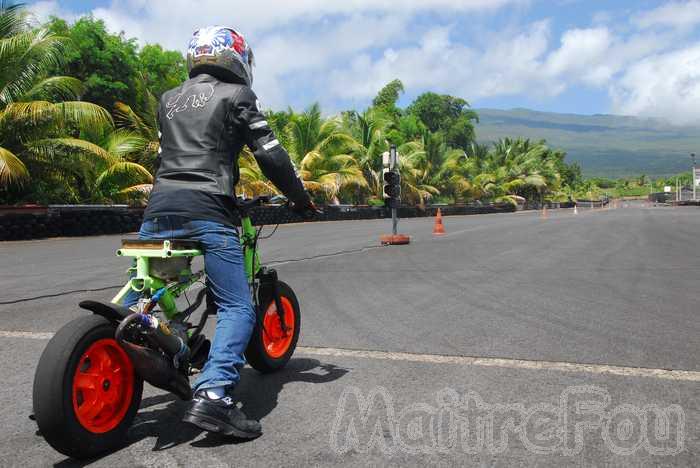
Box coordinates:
[33,315,143,460]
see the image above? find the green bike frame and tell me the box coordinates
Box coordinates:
[110,215,261,321]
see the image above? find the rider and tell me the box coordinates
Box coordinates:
[130,26,316,438]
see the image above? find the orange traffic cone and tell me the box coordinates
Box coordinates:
[541,205,548,219]
[433,208,446,235]
[573,205,578,215]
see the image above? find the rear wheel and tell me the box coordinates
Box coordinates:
[246,281,300,373]
[33,315,143,460]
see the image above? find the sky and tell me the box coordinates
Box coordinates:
[27,0,700,125]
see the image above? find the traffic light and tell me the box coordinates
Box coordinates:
[383,168,401,200]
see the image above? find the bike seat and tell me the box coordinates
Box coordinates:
[120,239,202,251]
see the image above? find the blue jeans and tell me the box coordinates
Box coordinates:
[124,215,255,392]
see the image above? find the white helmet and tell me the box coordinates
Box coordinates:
[187,26,255,86]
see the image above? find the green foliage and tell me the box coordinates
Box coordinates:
[265,108,295,149]
[45,17,187,112]
[138,44,187,98]
[1,3,582,210]
[407,92,478,150]
[284,104,365,203]
[587,177,616,189]
[0,2,111,200]
[581,171,695,199]
[559,161,582,187]
[372,79,404,115]
[46,17,140,111]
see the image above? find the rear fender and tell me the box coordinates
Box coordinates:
[79,300,132,323]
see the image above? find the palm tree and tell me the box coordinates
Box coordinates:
[396,132,450,206]
[237,147,280,197]
[463,138,563,205]
[343,108,392,203]
[0,1,112,199]
[28,125,152,202]
[286,103,365,202]
[113,77,160,172]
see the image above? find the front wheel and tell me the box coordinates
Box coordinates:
[33,315,143,460]
[246,281,301,373]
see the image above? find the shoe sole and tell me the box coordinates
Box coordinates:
[182,410,262,439]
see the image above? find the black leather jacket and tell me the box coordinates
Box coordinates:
[150,73,309,205]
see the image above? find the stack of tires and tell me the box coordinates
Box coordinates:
[0,213,50,240]
[56,211,143,237]
[0,208,145,241]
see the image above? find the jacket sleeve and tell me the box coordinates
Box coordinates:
[231,86,309,204]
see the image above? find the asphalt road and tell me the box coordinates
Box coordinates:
[1,202,698,466]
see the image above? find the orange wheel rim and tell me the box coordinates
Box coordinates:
[261,297,295,358]
[72,338,134,434]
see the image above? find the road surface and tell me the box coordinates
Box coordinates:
[1,202,698,466]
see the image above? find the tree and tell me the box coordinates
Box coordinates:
[237,148,279,198]
[559,161,582,188]
[407,92,478,150]
[28,124,152,202]
[46,16,141,111]
[397,132,473,206]
[372,79,404,116]
[439,138,566,206]
[343,108,392,202]
[0,1,112,202]
[138,44,187,98]
[286,104,365,202]
[386,114,425,147]
[113,82,160,173]
[265,108,295,150]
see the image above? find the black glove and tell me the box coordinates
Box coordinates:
[291,196,322,219]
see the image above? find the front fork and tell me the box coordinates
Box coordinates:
[257,267,288,333]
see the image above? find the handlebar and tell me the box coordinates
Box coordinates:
[236,195,323,219]
[235,195,271,211]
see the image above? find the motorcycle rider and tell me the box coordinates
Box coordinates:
[127,26,316,438]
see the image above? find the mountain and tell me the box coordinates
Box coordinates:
[474,108,700,177]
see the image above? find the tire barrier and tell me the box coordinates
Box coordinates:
[671,200,700,206]
[522,201,572,210]
[0,208,143,241]
[0,203,517,242]
[574,199,608,209]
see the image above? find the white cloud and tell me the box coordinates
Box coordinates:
[79,0,525,109]
[90,0,522,50]
[544,28,612,85]
[611,43,700,125]
[29,0,77,24]
[634,0,700,30]
[327,20,552,101]
[25,0,700,124]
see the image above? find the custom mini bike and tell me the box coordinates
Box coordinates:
[33,196,300,459]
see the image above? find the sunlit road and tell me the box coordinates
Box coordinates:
[1,202,698,466]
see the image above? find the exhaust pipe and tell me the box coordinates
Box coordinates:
[116,314,192,400]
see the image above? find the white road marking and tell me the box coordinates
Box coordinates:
[4,330,697,382]
[298,346,700,382]
[0,330,54,340]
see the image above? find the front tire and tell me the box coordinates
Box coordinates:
[33,315,143,460]
[246,281,301,373]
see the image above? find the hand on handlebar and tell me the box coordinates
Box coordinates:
[290,199,323,219]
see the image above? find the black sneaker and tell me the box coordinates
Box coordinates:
[183,391,262,438]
